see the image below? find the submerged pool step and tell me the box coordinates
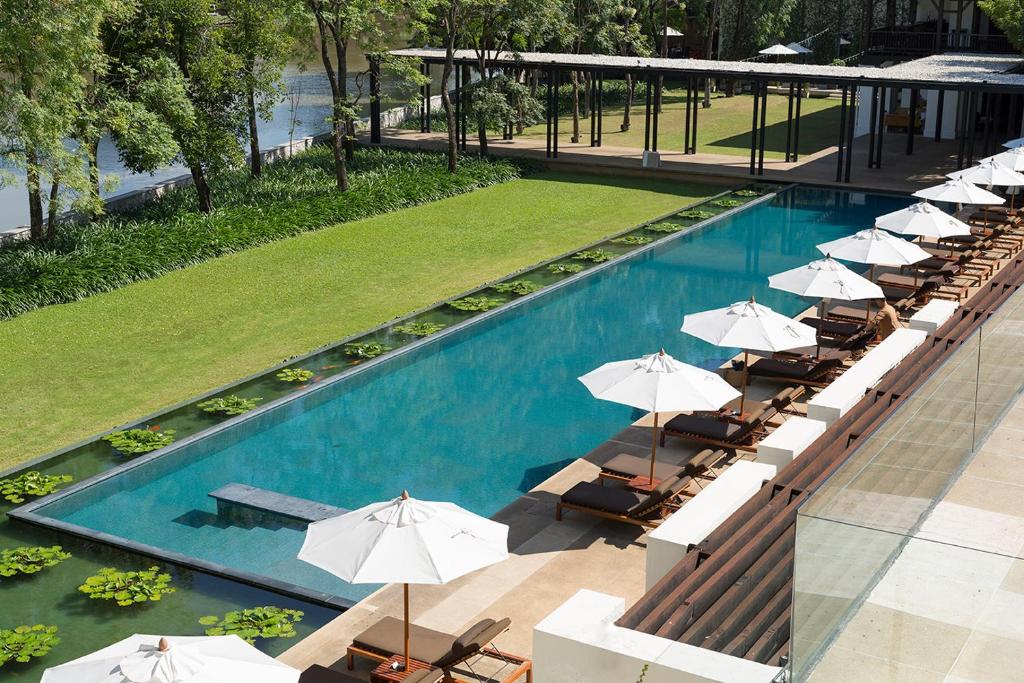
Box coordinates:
[209,483,347,529]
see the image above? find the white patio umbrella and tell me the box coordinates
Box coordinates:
[768,256,883,356]
[786,42,813,55]
[759,43,798,56]
[986,146,1024,171]
[948,158,1024,188]
[40,635,299,683]
[681,298,817,414]
[579,350,741,484]
[299,492,508,672]
[874,201,972,240]
[912,177,1005,209]
[1002,136,1024,149]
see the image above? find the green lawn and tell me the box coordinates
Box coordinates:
[520,90,842,160]
[0,171,721,471]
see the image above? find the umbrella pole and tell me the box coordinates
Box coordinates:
[816,300,825,359]
[649,412,659,485]
[866,266,875,323]
[404,583,410,672]
[740,351,749,416]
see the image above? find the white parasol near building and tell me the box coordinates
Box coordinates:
[299,493,508,673]
[874,201,972,240]
[912,177,1005,209]
[817,227,931,271]
[759,43,799,56]
[40,635,299,683]
[681,298,817,413]
[579,350,741,484]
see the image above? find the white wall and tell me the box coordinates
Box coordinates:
[533,589,782,683]
[853,87,961,141]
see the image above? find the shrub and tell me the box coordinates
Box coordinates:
[612,235,653,245]
[0,625,59,667]
[199,606,304,644]
[572,249,615,263]
[493,280,541,296]
[0,148,531,320]
[103,428,175,455]
[0,546,71,578]
[547,263,583,275]
[393,321,446,337]
[0,472,73,504]
[343,342,392,359]
[78,566,175,606]
[276,368,314,383]
[196,395,261,416]
[448,296,504,312]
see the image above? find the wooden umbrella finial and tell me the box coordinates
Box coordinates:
[158,637,169,652]
[401,490,409,500]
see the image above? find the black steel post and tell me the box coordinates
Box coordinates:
[425,64,432,132]
[369,57,382,144]
[652,72,661,152]
[460,65,469,151]
[750,79,760,175]
[545,69,552,158]
[589,71,597,147]
[684,77,693,154]
[785,82,795,162]
[844,86,856,183]
[793,82,803,162]
[644,72,653,151]
[689,78,699,153]
[419,62,427,133]
[758,81,768,175]
[836,86,848,182]
[875,86,886,168]
[553,69,560,158]
[984,94,995,157]
[868,86,878,168]
[934,89,945,142]
[906,88,918,155]
[454,65,461,150]
[966,91,977,165]
[597,72,604,147]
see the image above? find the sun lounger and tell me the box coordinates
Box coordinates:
[598,448,723,484]
[347,616,512,673]
[658,405,775,453]
[302,665,439,683]
[555,473,691,527]
[747,357,842,387]
[798,316,863,339]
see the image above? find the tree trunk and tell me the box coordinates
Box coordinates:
[703,1,718,108]
[25,151,45,240]
[344,116,356,161]
[248,87,262,178]
[441,5,458,172]
[190,165,213,213]
[47,179,60,238]
[477,118,488,155]
[571,70,581,143]
[622,74,633,131]
[314,14,349,191]
[87,137,102,219]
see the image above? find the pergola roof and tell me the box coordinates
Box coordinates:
[390,48,1024,92]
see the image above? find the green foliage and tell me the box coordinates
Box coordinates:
[198,606,304,644]
[276,368,314,383]
[0,472,73,504]
[712,198,742,208]
[572,249,615,263]
[0,546,71,578]
[344,342,392,359]
[493,280,542,296]
[449,296,504,312]
[0,148,528,320]
[394,321,446,337]
[0,625,59,667]
[734,189,761,197]
[196,395,262,416]
[979,1,1024,51]
[469,74,544,135]
[547,263,584,275]
[103,428,175,455]
[679,208,716,220]
[612,235,653,245]
[78,566,175,606]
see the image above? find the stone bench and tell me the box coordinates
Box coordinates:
[209,483,346,528]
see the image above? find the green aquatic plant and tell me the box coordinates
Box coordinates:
[78,566,175,607]
[572,249,615,263]
[0,625,59,667]
[734,189,761,197]
[646,221,687,233]
[712,198,743,208]
[0,546,71,578]
[0,472,73,504]
[344,342,392,359]
[197,395,262,416]
[448,296,504,312]
[679,209,715,221]
[612,235,653,245]
[199,606,304,644]
[276,368,314,383]
[547,263,584,275]
[103,428,175,455]
[394,321,446,337]
[493,280,541,296]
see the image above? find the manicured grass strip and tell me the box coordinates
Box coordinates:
[0,172,720,471]
[0,147,527,320]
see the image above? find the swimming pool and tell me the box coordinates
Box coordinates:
[28,186,910,604]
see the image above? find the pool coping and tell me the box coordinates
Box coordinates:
[7,182,791,608]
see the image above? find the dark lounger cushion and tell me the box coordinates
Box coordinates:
[352,616,455,666]
[662,414,741,441]
[560,481,645,514]
[749,358,821,381]
[301,665,439,683]
[601,453,685,481]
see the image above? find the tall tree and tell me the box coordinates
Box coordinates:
[0,0,112,239]
[221,0,292,178]
[979,0,1024,51]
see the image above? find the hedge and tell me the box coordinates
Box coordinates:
[0,147,530,319]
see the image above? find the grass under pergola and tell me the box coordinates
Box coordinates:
[519,89,843,160]
[0,170,722,471]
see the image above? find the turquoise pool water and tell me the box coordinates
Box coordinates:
[37,186,910,602]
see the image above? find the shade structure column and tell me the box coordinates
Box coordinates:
[589,70,597,147]
[460,65,470,151]
[906,88,918,155]
[874,86,886,168]
[836,85,849,182]
[644,71,653,151]
[652,71,661,152]
[425,64,432,133]
[688,78,699,154]
[785,82,795,162]
[749,79,761,175]
[369,56,382,144]
[757,80,768,175]
[966,90,978,165]
[867,86,879,168]
[792,81,803,162]
[553,69,560,158]
[545,68,553,158]
[844,85,856,183]
[934,89,945,142]
[597,71,604,147]
[419,61,428,133]
[454,65,461,151]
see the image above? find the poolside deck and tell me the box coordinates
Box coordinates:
[370,128,961,194]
